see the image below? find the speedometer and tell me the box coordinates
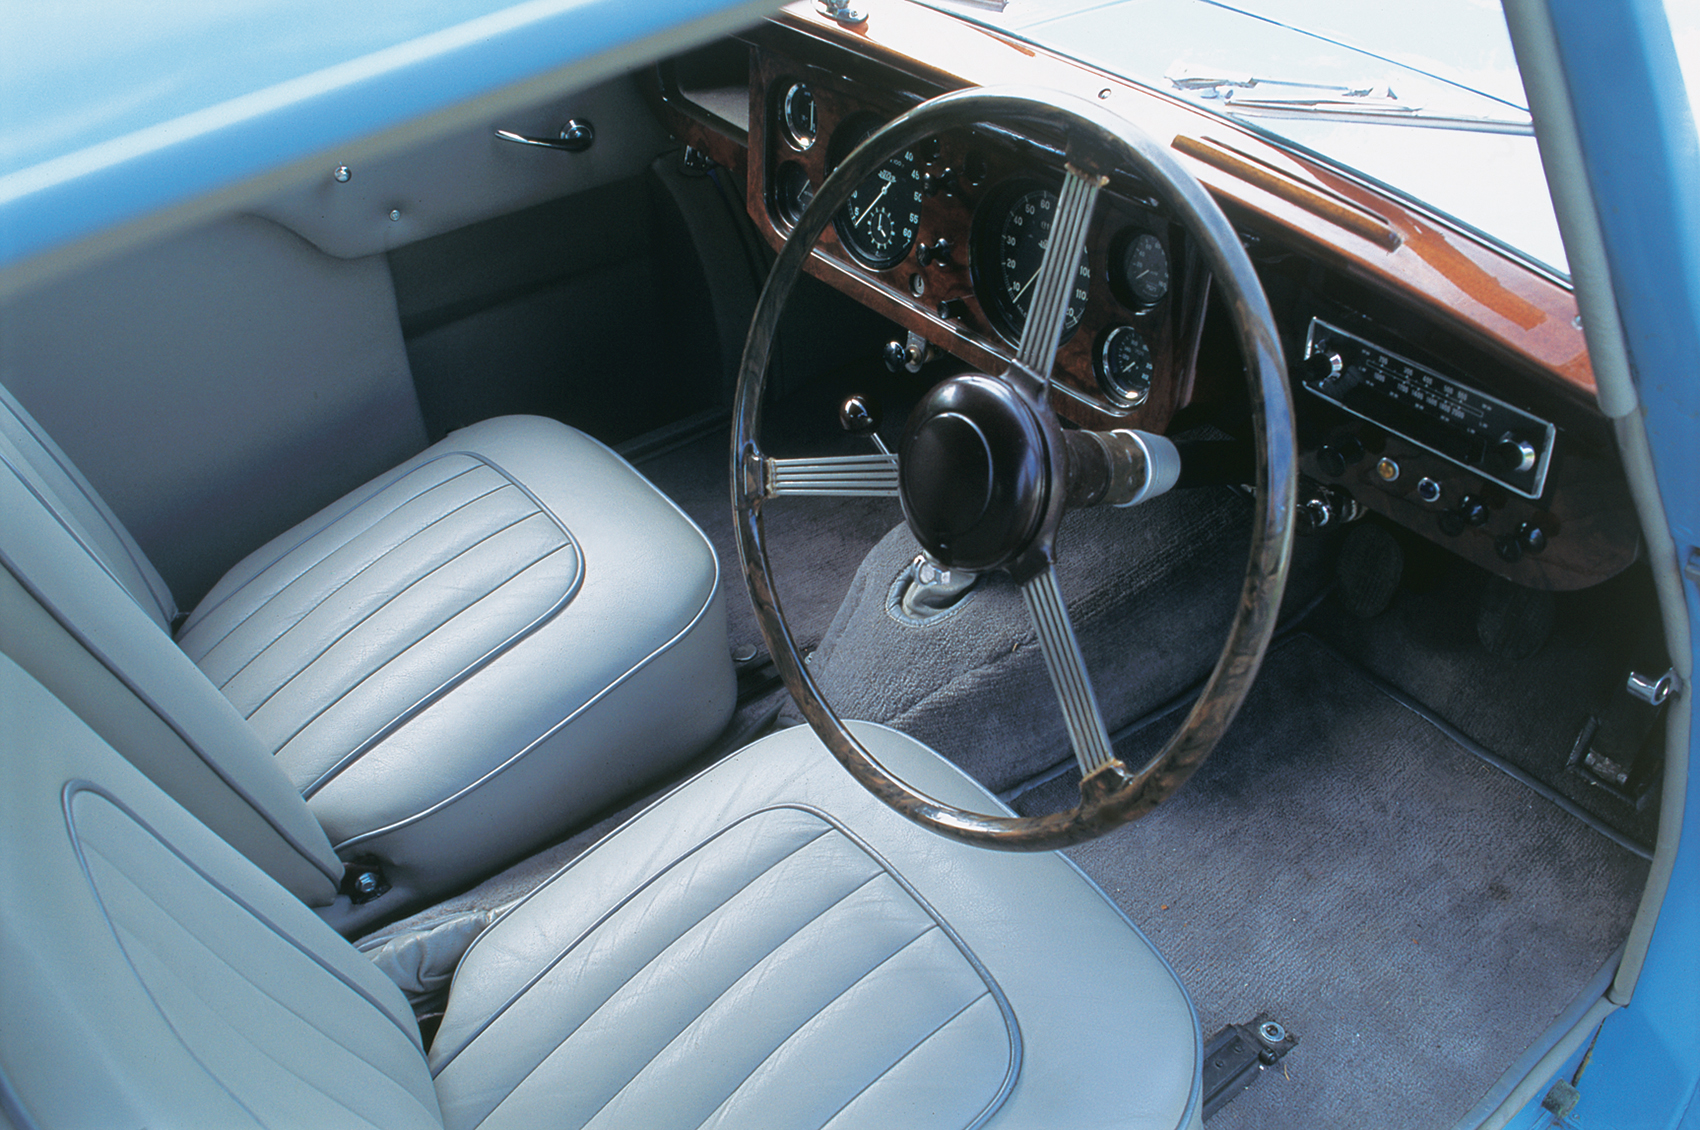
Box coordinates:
[832,123,925,270]
[972,180,1092,347]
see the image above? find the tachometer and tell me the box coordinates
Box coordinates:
[833,122,925,270]
[972,180,1092,347]
[1096,325,1154,406]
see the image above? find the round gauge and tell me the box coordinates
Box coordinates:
[775,161,815,226]
[781,82,817,151]
[1116,231,1170,308]
[1096,325,1154,406]
[833,129,925,270]
[972,182,1092,347]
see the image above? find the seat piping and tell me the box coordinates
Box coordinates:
[0,393,176,624]
[328,534,718,851]
[63,780,424,1051]
[189,463,494,667]
[1,453,173,627]
[435,803,1021,1103]
[430,819,839,1073]
[1,554,343,888]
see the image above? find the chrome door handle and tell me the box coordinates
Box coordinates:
[494,119,594,152]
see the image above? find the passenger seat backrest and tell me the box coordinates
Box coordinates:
[0,384,343,905]
[0,654,444,1129]
[0,383,176,630]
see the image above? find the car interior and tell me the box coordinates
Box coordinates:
[0,3,1672,1128]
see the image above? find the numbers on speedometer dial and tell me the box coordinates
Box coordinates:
[974,183,1093,348]
[834,138,925,271]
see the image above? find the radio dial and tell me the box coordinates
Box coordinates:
[1490,436,1539,476]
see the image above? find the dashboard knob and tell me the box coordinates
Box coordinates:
[1440,495,1491,536]
[1300,351,1343,383]
[917,238,955,267]
[1489,436,1539,475]
[1296,484,1360,535]
[922,169,960,197]
[839,395,880,435]
[1317,435,1365,477]
[1518,522,1549,554]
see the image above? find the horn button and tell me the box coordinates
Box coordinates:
[899,374,1052,572]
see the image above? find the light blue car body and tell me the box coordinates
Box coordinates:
[0,0,1693,1123]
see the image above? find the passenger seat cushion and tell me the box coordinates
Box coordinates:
[176,416,734,899]
[430,723,1202,1130]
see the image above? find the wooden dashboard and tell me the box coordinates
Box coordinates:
[647,0,1639,591]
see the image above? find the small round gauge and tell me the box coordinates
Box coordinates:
[1116,231,1170,308]
[775,161,815,226]
[780,82,817,151]
[972,182,1092,347]
[1096,325,1155,406]
[833,127,925,270]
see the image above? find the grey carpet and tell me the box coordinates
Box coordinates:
[1011,634,1646,1129]
[632,422,904,660]
[1303,556,1663,849]
[789,487,1262,792]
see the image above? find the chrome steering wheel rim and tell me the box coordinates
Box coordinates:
[733,85,1297,851]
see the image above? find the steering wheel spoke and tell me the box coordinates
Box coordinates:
[1014,165,1103,380]
[1021,565,1118,778]
[766,453,901,497]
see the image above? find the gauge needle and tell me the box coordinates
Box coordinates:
[853,180,892,228]
[1011,266,1041,306]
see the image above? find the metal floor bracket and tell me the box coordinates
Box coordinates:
[1202,1013,1299,1120]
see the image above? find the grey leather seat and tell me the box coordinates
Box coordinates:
[0,652,1203,1129]
[0,386,735,921]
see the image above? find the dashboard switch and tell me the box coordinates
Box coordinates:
[1518,522,1549,554]
[1416,477,1443,504]
[1439,495,1491,536]
[1374,457,1400,484]
[1317,435,1365,477]
[1297,483,1361,535]
[917,238,955,267]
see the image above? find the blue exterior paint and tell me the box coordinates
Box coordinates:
[0,0,765,276]
[1531,0,1700,1125]
[0,0,1695,1122]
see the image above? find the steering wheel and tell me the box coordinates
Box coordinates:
[733,85,1296,850]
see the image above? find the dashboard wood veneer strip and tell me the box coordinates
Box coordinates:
[1173,134,1402,252]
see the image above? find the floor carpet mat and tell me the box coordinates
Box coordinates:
[1010,633,1647,1128]
[630,420,904,663]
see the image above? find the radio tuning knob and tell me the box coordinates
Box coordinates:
[1489,436,1538,475]
[1301,351,1343,381]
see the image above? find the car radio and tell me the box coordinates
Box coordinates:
[1300,318,1555,500]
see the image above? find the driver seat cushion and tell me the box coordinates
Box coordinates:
[174,415,737,905]
[432,721,1204,1130]
[0,653,1201,1130]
